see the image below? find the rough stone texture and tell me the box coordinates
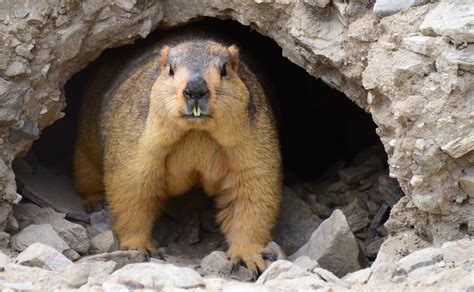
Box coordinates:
[102,262,205,290]
[89,230,118,254]
[10,224,69,253]
[200,251,232,276]
[16,242,73,271]
[274,187,322,254]
[289,209,361,277]
[0,0,471,263]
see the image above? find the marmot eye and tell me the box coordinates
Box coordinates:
[220,64,227,77]
[169,64,174,77]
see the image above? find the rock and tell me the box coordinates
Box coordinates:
[341,198,370,233]
[365,237,386,259]
[440,135,474,159]
[343,267,372,285]
[90,230,118,254]
[16,242,73,271]
[200,251,232,275]
[293,256,319,271]
[367,203,390,238]
[0,251,11,269]
[327,181,350,193]
[89,209,112,227]
[396,247,443,273]
[0,230,10,248]
[420,0,474,44]
[373,0,427,18]
[58,261,115,288]
[303,0,330,8]
[401,35,435,56]
[78,250,146,270]
[115,0,137,11]
[393,55,432,84]
[311,202,332,218]
[10,224,70,253]
[204,277,272,292]
[102,262,204,290]
[289,209,361,277]
[378,176,403,202]
[274,187,322,254]
[1,263,56,288]
[15,173,89,221]
[63,249,81,261]
[442,238,474,265]
[312,267,349,288]
[257,260,337,290]
[8,120,39,143]
[339,166,374,185]
[458,175,474,198]
[14,204,89,253]
[5,60,28,77]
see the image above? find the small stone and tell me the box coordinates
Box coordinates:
[90,230,119,254]
[5,61,28,77]
[274,187,322,254]
[8,120,39,143]
[303,0,330,8]
[343,268,372,285]
[14,203,64,229]
[365,237,386,259]
[0,251,10,269]
[103,262,204,290]
[289,209,361,277]
[11,224,70,252]
[14,44,33,60]
[401,35,434,56]
[16,242,73,271]
[115,0,137,11]
[58,261,115,288]
[63,249,81,261]
[341,198,370,233]
[257,260,311,284]
[378,175,404,207]
[367,204,390,238]
[339,166,374,185]
[266,241,287,260]
[293,256,320,271]
[200,251,232,275]
[396,247,443,273]
[420,0,474,44]
[78,250,145,270]
[0,231,10,248]
[441,135,474,159]
[312,267,349,288]
[311,202,332,218]
[373,0,427,18]
[393,56,432,84]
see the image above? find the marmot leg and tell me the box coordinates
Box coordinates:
[105,170,164,253]
[216,171,280,277]
[73,146,104,212]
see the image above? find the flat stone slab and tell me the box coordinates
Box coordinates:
[15,172,88,222]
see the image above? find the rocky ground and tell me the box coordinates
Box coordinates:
[0,144,469,290]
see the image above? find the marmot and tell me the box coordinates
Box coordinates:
[73,38,282,277]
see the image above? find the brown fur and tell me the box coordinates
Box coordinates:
[73,38,282,273]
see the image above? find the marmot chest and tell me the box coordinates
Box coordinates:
[163,130,229,196]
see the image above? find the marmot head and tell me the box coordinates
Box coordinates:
[152,40,249,129]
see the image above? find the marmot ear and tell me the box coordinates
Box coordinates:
[228,45,239,71]
[159,46,170,70]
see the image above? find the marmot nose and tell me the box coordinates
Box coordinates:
[184,78,209,100]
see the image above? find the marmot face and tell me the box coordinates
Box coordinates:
[152,41,249,130]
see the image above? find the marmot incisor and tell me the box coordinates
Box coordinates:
[73,38,282,276]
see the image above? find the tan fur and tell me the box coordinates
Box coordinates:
[73,39,282,273]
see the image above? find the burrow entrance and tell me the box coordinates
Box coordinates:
[12,19,403,277]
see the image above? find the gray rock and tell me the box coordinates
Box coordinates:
[293,256,319,271]
[257,260,312,284]
[78,250,146,270]
[200,251,232,275]
[102,262,204,290]
[16,242,73,271]
[444,45,474,73]
[365,237,386,259]
[89,230,119,254]
[90,208,112,227]
[0,159,7,177]
[442,238,474,265]
[312,267,349,288]
[266,241,287,260]
[10,224,70,253]
[14,204,89,253]
[339,166,374,185]
[396,247,443,273]
[458,175,474,198]
[289,209,361,277]
[401,35,435,56]
[343,267,372,285]
[5,60,28,77]
[341,198,370,233]
[373,0,427,18]
[58,261,115,288]
[420,0,474,43]
[0,251,10,269]
[303,0,330,8]
[8,120,39,143]
[115,0,137,11]
[0,230,10,248]
[14,173,89,221]
[274,187,322,254]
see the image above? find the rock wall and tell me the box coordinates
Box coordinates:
[0,0,472,246]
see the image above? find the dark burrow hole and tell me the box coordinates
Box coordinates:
[12,19,403,276]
